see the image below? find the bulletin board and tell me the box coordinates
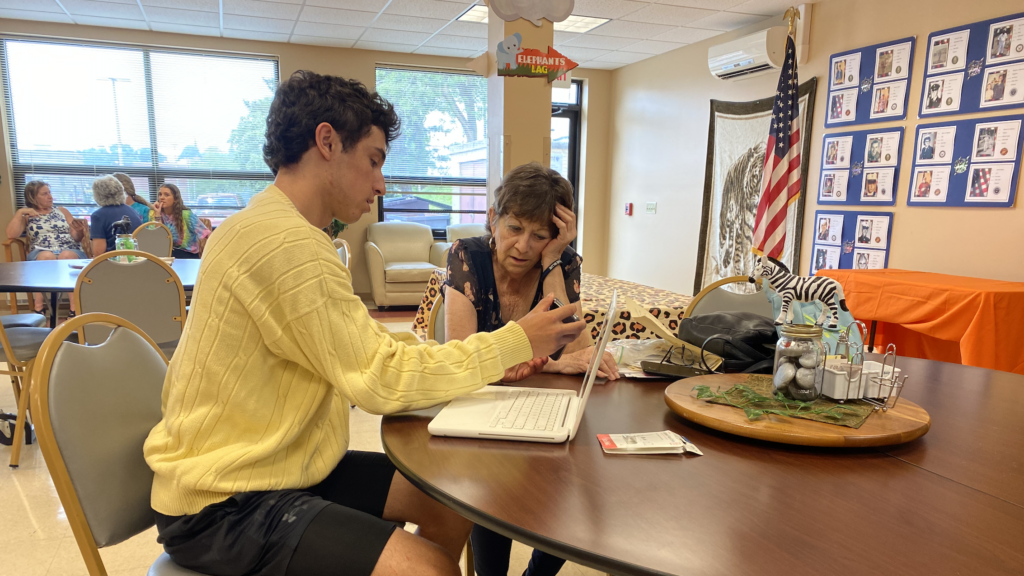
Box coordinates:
[907,114,1023,207]
[810,210,894,276]
[825,37,916,128]
[919,11,1024,118]
[817,127,904,206]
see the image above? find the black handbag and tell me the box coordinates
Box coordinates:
[678,312,779,373]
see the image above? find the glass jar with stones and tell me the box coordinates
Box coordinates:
[773,324,826,401]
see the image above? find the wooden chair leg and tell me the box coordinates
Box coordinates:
[9,363,32,468]
[464,541,474,576]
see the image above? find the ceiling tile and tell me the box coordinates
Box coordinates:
[223,0,302,19]
[0,8,74,23]
[1,0,66,13]
[145,6,220,27]
[620,39,685,55]
[222,14,295,33]
[688,11,769,31]
[384,0,467,20]
[290,34,356,48]
[651,25,722,44]
[61,0,145,20]
[292,21,365,39]
[74,15,150,29]
[305,0,387,10]
[579,60,623,70]
[554,31,579,45]
[441,20,486,39]
[587,19,674,39]
[621,4,715,26]
[563,34,637,50]
[571,0,646,19]
[360,28,430,45]
[651,0,746,9]
[372,14,449,34]
[557,46,611,62]
[142,0,219,10]
[423,34,486,51]
[353,40,417,53]
[727,0,795,17]
[223,28,292,42]
[298,6,377,26]
[150,21,221,35]
[413,46,477,58]
[594,50,650,64]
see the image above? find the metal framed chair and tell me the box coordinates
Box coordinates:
[682,276,773,320]
[132,222,174,257]
[2,318,51,467]
[425,290,446,344]
[334,238,352,267]
[73,251,186,359]
[29,313,208,576]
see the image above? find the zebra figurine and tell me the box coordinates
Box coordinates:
[749,255,849,328]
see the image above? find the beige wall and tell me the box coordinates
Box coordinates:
[0,18,613,295]
[607,0,1024,293]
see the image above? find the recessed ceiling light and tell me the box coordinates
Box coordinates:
[457,5,489,23]
[554,15,609,34]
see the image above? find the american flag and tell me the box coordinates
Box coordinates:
[752,35,801,260]
[970,168,990,197]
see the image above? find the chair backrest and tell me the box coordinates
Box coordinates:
[132,222,173,257]
[74,251,186,347]
[31,313,169,575]
[684,276,774,320]
[366,222,433,263]
[426,291,446,344]
[446,223,486,242]
[333,238,351,267]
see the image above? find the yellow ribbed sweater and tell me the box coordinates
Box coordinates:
[143,185,533,516]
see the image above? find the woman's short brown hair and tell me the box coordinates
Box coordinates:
[23,180,49,210]
[489,162,574,237]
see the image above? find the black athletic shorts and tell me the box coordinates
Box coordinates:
[155,451,398,576]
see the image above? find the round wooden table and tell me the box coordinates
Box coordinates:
[381,357,1024,575]
[0,259,201,327]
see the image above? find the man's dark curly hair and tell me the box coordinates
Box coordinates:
[262,71,400,175]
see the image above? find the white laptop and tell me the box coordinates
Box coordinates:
[428,290,618,444]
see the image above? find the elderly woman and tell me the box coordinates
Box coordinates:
[148,182,210,259]
[444,162,619,576]
[89,175,144,256]
[5,180,87,313]
[112,172,152,221]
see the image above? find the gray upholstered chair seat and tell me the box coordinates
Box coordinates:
[0,327,51,362]
[2,313,47,328]
[148,553,210,576]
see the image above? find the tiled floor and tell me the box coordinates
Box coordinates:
[0,312,603,576]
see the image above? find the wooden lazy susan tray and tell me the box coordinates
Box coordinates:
[664,374,931,448]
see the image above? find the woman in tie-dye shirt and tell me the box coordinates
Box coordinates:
[148,182,211,259]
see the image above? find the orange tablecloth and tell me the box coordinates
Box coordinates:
[819,269,1024,375]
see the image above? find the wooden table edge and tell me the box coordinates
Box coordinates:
[380,422,674,576]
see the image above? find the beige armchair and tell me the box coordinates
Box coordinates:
[365,222,439,308]
[446,223,487,241]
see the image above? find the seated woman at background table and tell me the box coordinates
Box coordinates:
[4,180,87,313]
[112,172,152,220]
[444,162,619,576]
[89,175,143,256]
[147,182,210,259]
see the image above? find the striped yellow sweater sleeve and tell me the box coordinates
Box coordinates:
[144,186,533,516]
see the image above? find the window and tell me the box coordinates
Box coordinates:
[551,80,582,210]
[1,39,278,226]
[375,67,488,238]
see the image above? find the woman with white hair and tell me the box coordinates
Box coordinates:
[89,174,143,256]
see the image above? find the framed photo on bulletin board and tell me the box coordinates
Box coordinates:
[694,78,817,295]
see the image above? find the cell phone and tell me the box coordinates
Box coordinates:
[548,297,579,361]
[639,361,710,379]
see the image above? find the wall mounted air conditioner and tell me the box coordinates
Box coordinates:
[708,26,787,80]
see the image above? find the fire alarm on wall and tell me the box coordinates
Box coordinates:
[625,202,633,216]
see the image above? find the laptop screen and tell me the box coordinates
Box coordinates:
[571,289,617,434]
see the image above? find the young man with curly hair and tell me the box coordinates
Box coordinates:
[143,71,583,576]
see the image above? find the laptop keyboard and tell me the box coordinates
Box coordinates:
[488,390,568,431]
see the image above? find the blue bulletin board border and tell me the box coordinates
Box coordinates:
[811,210,894,274]
[907,114,1023,208]
[825,37,916,128]
[817,127,904,206]
[918,12,1024,118]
